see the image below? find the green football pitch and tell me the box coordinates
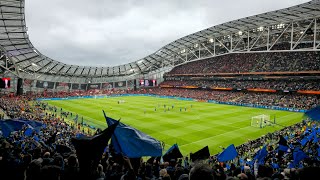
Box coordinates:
[44,96,303,155]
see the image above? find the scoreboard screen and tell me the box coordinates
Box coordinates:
[0,77,11,89]
[139,79,156,87]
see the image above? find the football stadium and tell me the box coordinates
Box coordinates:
[0,0,320,179]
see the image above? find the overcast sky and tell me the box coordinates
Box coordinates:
[25,0,310,67]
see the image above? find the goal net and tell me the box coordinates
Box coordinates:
[251,114,272,128]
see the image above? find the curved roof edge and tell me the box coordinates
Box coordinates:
[0,0,319,79]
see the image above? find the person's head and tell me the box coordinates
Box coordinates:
[53,154,63,167]
[67,154,78,167]
[97,164,103,172]
[237,173,248,180]
[189,163,214,180]
[43,152,51,158]
[178,174,189,180]
[160,168,168,177]
[162,174,171,180]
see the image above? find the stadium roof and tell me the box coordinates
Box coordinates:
[0,0,319,79]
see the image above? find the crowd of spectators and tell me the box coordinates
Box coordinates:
[29,89,131,99]
[0,88,319,180]
[167,51,320,74]
[148,88,319,110]
[160,80,320,91]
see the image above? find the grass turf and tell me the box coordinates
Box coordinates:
[44,96,303,155]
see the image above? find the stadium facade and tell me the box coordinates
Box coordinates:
[0,0,319,93]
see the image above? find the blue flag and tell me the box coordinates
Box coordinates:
[278,145,289,152]
[311,128,318,143]
[0,119,28,137]
[33,135,40,142]
[163,143,183,162]
[271,163,279,169]
[305,106,320,121]
[254,146,268,164]
[103,110,162,158]
[217,144,238,162]
[278,135,289,152]
[293,147,308,165]
[300,138,309,146]
[24,127,33,137]
[19,118,43,129]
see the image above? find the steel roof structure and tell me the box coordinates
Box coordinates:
[0,0,320,83]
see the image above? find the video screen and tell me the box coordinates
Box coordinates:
[0,78,11,88]
[139,79,157,87]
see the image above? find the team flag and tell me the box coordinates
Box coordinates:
[71,120,119,177]
[0,119,43,137]
[163,144,183,162]
[103,110,162,158]
[217,144,238,162]
[253,146,268,164]
[293,147,308,165]
[190,146,210,162]
[304,106,320,121]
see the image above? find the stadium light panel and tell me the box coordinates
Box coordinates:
[137,60,144,64]
[209,38,214,43]
[238,31,243,35]
[277,23,285,29]
[33,49,39,55]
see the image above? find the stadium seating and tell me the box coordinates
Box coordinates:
[167,51,320,75]
[160,80,320,91]
[2,49,320,179]
[0,90,320,180]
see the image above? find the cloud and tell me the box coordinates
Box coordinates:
[25,0,310,67]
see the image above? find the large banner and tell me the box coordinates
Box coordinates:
[87,83,101,90]
[115,81,126,88]
[36,80,55,89]
[102,82,113,89]
[55,82,71,91]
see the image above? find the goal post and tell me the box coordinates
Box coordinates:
[251,114,273,128]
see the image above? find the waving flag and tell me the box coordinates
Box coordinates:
[24,127,33,137]
[254,146,268,164]
[0,119,43,137]
[305,106,320,121]
[293,147,308,165]
[71,120,119,177]
[190,146,210,162]
[163,144,183,162]
[217,144,238,162]
[278,135,289,151]
[103,110,162,158]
